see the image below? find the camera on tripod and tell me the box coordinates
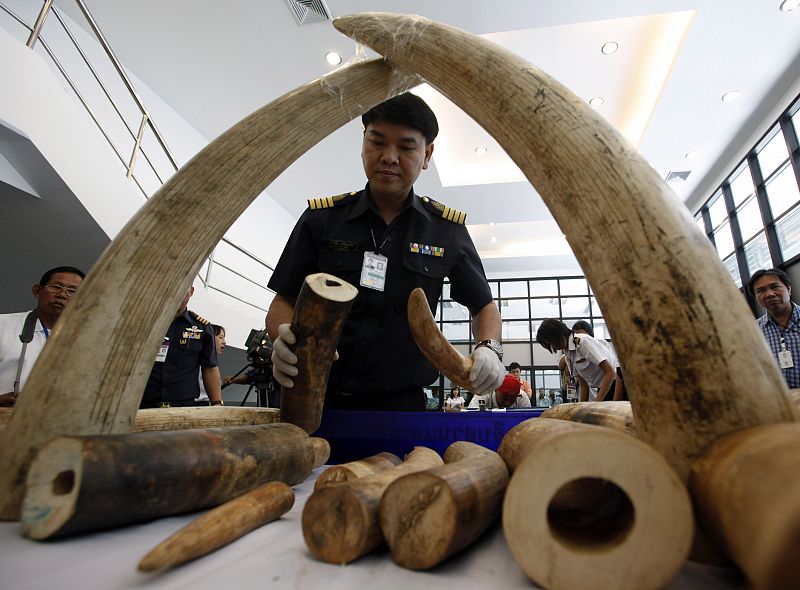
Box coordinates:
[244,328,273,369]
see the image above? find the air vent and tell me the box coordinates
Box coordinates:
[666,170,691,183]
[285,0,332,25]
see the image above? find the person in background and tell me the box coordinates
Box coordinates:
[0,266,85,407]
[468,374,531,409]
[507,361,532,400]
[537,391,551,408]
[536,318,622,403]
[749,268,800,388]
[444,386,465,411]
[571,319,628,401]
[197,324,226,405]
[140,286,223,408]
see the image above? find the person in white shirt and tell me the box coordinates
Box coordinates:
[443,386,465,412]
[0,266,85,407]
[468,374,532,409]
[537,318,622,403]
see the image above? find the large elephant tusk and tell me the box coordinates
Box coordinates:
[407,288,473,389]
[333,13,797,481]
[0,59,422,519]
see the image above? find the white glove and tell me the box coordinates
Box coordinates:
[469,347,505,395]
[271,323,298,388]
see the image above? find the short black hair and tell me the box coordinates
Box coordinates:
[508,362,521,371]
[571,320,595,337]
[39,266,85,286]
[536,318,571,353]
[212,324,225,337]
[749,268,791,296]
[361,93,439,145]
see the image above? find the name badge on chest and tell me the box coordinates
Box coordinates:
[779,336,794,369]
[155,337,169,363]
[360,251,388,291]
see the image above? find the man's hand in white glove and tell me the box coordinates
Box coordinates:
[469,346,505,395]
[271,323,298,388]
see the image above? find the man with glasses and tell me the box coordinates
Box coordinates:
[749,268,800,388]
[0,266,85,407]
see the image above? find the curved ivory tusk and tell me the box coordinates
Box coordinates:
[333,13,797,481]
[408,288,473,388]
[0,59,422,519]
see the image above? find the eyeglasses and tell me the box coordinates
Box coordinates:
[44,284,79,298]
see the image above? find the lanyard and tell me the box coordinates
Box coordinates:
[370,227,395,255]
[40,319,49,339]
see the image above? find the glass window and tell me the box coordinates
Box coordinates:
[776,205,800,261]
[499,281,528,298]
[590,297,603,319]
[440,300,470,321]
[744,232,772,274]
[713,221,735,258]
[757,128,789,180]
[501,298,530,320]
[708,193,728,229]
[560,278,589,296]
[695,215,707,235]
[793,108,800,138]
[729,165,755,207]
[442,283,451,299]
[529,280,558,297]
[489,282,499,298]
[530,298,561,317]
[722,254,742,288]
[766,163,800,219]
[736,196,763,242]
[502,320,532,342]
[560,297,591,317]
[443,322,470,342]
[435,303,441,321]
[593,320,612,340]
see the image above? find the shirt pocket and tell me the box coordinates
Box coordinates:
[318,249,364,285]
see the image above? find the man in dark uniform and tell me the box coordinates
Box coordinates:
[140,286,223,408]
[266,93,504,411]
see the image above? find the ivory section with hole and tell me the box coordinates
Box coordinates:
[500,418,693,590]
[138,481,295,572]
[541,401,637,437]
[0,59,421,520]
[21,423,319,540]
[281,273,358,434]
[407,287,473,388]
[302,446,442,564]
[690,423,800,590]
[314,452,402,492]
[379,441,508,570]
[333,13,797,483]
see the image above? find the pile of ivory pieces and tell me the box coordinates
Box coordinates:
[1,10,800,590]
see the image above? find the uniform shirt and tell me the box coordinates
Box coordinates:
[467,391,532,409]
[142,309,218,403]
[0,311,48,394]
[565,332,618,390]
[757,302,800,388]
[268,186,492,396]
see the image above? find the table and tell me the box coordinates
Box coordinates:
[0,467,749,590]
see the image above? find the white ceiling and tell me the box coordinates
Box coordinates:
[57,0,800,277]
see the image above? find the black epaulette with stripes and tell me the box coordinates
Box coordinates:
[307,191,360,211]
[419,195,467,224]
[189,310,210,325]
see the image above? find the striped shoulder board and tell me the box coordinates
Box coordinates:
[307,191,360,211]
[419,195,467,224]
[189,310,210,325]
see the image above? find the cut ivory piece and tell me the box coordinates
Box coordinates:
[0,59,421,519]
[332,13,797,483]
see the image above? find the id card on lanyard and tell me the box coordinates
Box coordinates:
[360,251,388,291]
[779,335,794,369]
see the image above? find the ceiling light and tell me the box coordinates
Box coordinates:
[588,96,605,108]
[490,236,497,243]
[488,222,495,227]
[685,151,699,159]
[474,146,488,155]
[601,41,619,55]
[325,51,342,66]
[780,0,800,12]
[721,90,741,103]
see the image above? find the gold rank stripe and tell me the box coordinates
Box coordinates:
[441,205,466,224]
[308,195,336,210]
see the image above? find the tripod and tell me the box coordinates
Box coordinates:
[223,362,279,407]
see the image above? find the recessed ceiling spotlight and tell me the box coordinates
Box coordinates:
[588,96,605,108]
[685,151,699,159]
[721,90,741,103]
[780,0,800,12]
[474,146,488,155]
[325,51,342,66]
[490,236,497,243]
[488,222,496,227]
[601,41,619,55]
